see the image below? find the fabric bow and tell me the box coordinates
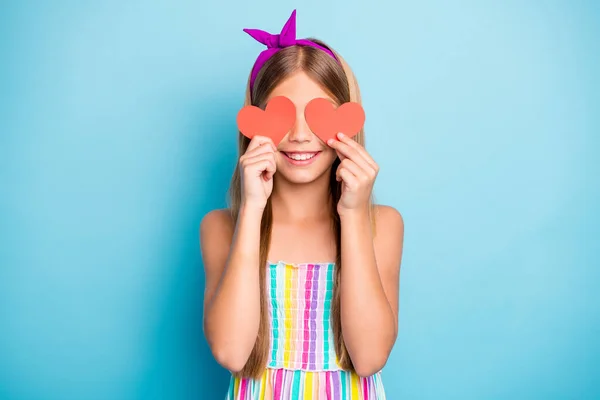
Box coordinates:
[243,9,298,49]
[243,9,339,94]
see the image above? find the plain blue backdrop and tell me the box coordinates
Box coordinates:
[1,1,598,399]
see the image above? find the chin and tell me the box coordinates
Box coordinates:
[278,170,327,184]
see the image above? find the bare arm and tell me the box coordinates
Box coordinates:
[200,206,264,372]
[201,136,276,372]
[339,205,404,377]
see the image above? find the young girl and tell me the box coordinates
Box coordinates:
[200,10,404,399]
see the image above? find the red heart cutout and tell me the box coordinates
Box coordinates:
[236,96,296,145]
[304,98,365,142]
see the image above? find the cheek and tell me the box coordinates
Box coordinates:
[320,147,338,164]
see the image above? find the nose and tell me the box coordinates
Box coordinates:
[287,106,313,143]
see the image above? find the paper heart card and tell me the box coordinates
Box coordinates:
[236,96,365,145]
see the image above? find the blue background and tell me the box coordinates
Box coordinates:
[1,1,598,399]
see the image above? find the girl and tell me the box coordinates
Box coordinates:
[200,10,404,399]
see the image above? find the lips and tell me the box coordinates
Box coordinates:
[281,151,320,160]
[281,151,321,165]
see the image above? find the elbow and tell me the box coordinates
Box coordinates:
[204,324,250,372]
[354,363,385,378]
[212,345,248,373]
[352,353,390,378]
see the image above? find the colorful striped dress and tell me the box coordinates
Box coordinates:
[226,261,387,399]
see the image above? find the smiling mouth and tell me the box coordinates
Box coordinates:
[281,151,321,161]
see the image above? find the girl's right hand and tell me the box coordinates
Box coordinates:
[239,135,278,211]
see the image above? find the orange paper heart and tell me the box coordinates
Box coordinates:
[304,98,365,142]
[236,96,296,145]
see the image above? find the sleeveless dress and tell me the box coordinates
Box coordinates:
[226,261,387,399]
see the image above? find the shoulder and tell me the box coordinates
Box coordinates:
[373,204,404,236]
[372,204,404,267]
[199,208,235,264]
[200,208,235,236]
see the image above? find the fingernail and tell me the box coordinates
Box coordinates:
[338,132,345,138]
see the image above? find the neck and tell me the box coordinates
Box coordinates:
[271,171,333,223]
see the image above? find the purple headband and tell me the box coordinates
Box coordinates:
[243,9,340,94]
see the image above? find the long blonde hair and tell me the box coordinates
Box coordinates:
[228,39,375,379]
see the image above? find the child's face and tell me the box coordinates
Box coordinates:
[267,71,339,184]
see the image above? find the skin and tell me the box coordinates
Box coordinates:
[200,71,404,377]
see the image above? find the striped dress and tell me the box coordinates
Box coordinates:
[226,261,387,399]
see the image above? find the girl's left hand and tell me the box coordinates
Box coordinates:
[327,132,379,215]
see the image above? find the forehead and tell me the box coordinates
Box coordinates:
[267,71,335,106]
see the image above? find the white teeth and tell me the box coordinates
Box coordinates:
[287,153,316,161]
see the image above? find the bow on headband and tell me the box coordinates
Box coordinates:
[243,9,340,94]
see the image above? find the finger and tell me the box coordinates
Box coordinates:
[329,139,374,175]
[336,167,359,189]
[246,158,276,180]
[336,133,378,170]
[247,135,277,152]
[243,152,276,170]
[339,159,367,181]
[242,141,276,160]
[334,147,346,162]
